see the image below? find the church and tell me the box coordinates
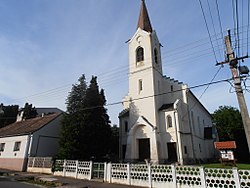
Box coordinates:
[119,0,217,165]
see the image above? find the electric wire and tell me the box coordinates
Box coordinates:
[215,0,226,55]
[235,0,241,58]
[198,0,219,63]
[1,76,248,119]
[206,0,223,60]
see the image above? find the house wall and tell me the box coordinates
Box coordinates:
[0,135,30,171]
[29,114,62,157]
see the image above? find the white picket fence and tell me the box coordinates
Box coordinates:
[51,159,250,188]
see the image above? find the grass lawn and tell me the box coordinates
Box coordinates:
[203,163,250,170]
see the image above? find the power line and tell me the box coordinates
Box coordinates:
[206,0,223,60]
[198,0,219,63]
[1,76,248,119]
[215,0,226,55]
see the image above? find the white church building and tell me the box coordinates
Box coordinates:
[119,0,217,165]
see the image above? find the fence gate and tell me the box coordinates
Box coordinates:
[92,162,105,180]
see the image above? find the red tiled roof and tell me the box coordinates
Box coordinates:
[214,141,236,149]
[0,113,62,137]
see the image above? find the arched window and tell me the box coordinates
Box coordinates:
[136,47,144,62]
[167,115,172,128]
[154,48,158,64]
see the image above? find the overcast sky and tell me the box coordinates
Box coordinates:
[0,0,249,125]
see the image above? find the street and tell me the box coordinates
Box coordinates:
[0,176,40,188]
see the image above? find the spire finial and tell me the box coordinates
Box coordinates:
[137,0,153,32]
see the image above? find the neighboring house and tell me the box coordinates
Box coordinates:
[119,1,217,165]
[0,112,63,171]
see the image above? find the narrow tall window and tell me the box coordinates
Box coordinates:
[0,143,5,152]
[139,79,143,92]
[167,115,172,128]
[125,121,128,132]
[136,47,144,62]
[184,146,188,154]
[154,48,158,64]
[13,141,21,151]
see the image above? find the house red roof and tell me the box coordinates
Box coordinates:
[0,113,62,137]
[214,141,236,150]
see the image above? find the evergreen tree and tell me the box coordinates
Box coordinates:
[58,74,87,159]
[22,103,37,120]
[58,75,112,160]
[80,76,112,160]
[0,103,19,128]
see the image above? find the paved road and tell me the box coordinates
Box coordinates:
[0,176,40,188]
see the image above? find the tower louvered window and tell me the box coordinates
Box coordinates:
[154,48,158,64]
[136,47,144,62]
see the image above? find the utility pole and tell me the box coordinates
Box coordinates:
[217,29,250,153]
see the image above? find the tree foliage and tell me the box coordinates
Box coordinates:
[212,105,250,161]
[58,75,112,161]
[0,103,19,128]
[22,103,37,120]
[212,105,243,141]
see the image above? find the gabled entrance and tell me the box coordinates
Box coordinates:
[138,138,150,161]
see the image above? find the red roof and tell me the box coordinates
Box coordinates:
[0,113,62,137]
[214,141,236,149]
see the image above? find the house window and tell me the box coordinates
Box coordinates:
[167,115,172,128]
[125,121,128,132]
[154,48,158,64]
[184,146,187,154]
[199,144,202,152]
[170,85,173,92]
[0,143,5,152]
[136,47,144,62]
[139,79,143,92]
[13,141,21,151]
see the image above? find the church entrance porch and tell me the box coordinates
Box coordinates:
[138,138,150,162]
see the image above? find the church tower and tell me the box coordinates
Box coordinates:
[119,0,216,164]
[120,0,163,163]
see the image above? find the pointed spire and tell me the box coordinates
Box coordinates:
[137,0,153,33]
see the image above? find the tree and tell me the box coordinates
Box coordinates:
[212,105,250,162]
[22,103,37,120]
[57,74,87,159]
[212,106,243,141]
[0,103,19,128]
[80,76,112,160]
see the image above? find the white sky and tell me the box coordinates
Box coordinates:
[0,0,249,125]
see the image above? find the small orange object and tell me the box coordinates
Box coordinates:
[214,141,236,150]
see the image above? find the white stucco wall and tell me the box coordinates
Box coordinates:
[0,135,30,171]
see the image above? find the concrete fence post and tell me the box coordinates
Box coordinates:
[89,161,93,180]
[199,166,207,188]
[75,160,79,179]
[104,162,107,182]
[148,164,152,188]
[127,163,131,185]
[43,158,45,168]
[233,168,241,188]
[107,162,112,183]
[63,160,67,177]
[171,164,177,188]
